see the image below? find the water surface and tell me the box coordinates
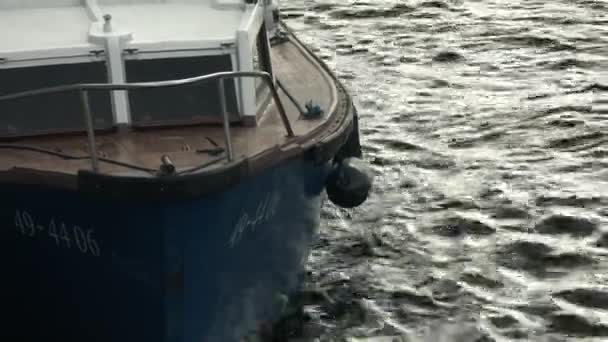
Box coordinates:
[281,0,608,340]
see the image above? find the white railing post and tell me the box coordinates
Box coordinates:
[218,78,234,161]
[80,90,100,172]
[89,13,133,125]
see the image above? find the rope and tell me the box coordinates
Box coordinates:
[276,78,324,119]
[0,144,157,174]
[271,27,324,119]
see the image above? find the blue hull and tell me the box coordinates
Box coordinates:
[1,157,330,341]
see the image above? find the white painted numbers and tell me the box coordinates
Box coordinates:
[14,210,101,257]
[229,191,281,247]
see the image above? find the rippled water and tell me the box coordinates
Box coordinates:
[278,0,608,341]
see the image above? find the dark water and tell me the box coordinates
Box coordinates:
[280,0,608,341]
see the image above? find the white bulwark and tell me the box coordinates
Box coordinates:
[0,0,277,125]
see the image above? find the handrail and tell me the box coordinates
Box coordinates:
[0,71,295,173]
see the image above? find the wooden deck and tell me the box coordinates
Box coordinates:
[0,37,338,177]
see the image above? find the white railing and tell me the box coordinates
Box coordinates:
[0,70,295,173]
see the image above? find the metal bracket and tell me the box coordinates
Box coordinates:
[89,50,105,58]
[123,48,139,55]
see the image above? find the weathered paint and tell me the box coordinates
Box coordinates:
[0,157,330,342]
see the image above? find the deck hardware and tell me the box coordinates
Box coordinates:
[206,137,219,147]
[124,48,139,55]
[302,100,324,119]
[196,147,224,156]
[89,50,105,57]
[160,155,176,175]
[196,137,224,156]
[270,30,289,46]
[103,14,112,33]
[0,58,7,64]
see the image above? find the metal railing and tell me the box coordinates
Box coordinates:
[0,71,295,173]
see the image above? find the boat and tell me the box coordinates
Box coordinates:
[0,1,372,341]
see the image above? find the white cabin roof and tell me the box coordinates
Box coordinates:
[0,0,271,125]
[0,0,252,63]
[102,4,242,45]
[0,6,95,56]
